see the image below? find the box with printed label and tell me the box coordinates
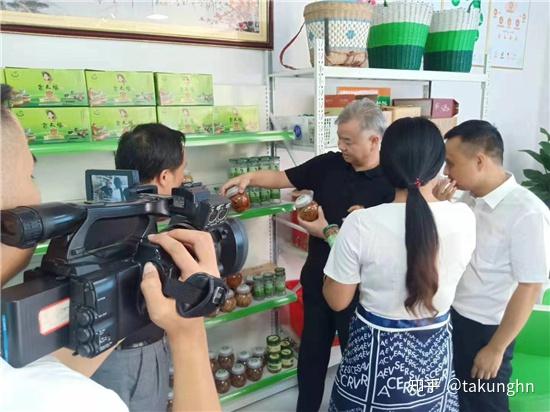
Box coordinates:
[212,106,260,134]
[85,71,155,106]
[5,68,88,107]
[89,107,157,140]
[157,106,213,134]
[337,87,391,106]
[430,116,458,136]
[382,106,422,122]
[13,107,91,143]
[155,73,213,106]
[392,98,459,118]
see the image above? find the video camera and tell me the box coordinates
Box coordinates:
[0,171,248,367]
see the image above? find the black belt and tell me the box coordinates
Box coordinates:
[118,336,163,350]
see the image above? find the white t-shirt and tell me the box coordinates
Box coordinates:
[0,355,128,412]
[453,174,550,325]
[324,201,476,320]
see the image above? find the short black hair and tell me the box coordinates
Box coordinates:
[115,123,185,183]
[445,120,504,163]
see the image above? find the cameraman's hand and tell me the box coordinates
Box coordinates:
[220,173,252,196]
[297,206,329,239]
[141,230,220,336]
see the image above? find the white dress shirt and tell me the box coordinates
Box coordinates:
[324,201,476,320]
[453,174,550,325]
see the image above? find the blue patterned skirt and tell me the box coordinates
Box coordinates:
[329,305,459,412]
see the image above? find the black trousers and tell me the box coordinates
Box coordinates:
[451,308,515,412]
[296,281,358,412]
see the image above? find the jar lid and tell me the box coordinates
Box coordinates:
[280,340,291,348]
[252,346,265,355]
[209,351,216,360]
[225,289,235,299]
[253,274,263,281]
[215,369,230,380]
[281,349,293,358]
[226,186,240,198]
[236,284,251,294]
[247,357,263,369]
[262,272,274,279]
[219,346,234,356]
[266,335,281,344]
[295,194,313,209]
[268,353,281,361]
[237,350,251,361]
[231,363,246,375]
[274,267,285,273]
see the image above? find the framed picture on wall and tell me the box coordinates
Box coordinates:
[0,0,273,50]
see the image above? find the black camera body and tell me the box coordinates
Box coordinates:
[1,184,247,367]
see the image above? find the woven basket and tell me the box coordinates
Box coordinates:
[424,8,481,72]
[367,1,433,70]
[304,1,374,68]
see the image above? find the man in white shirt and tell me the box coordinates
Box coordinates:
[436,120,550,412]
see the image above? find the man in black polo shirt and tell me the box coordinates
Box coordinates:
[221,99,394,411]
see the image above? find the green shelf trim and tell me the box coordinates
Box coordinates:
[32,203,294,257]
[205,291,297,330]
[29,131,294,157]
[220,366,298,404]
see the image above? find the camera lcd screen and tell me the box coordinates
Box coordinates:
[85,169,140,202]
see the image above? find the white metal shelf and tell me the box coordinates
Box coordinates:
[270,66,487,83]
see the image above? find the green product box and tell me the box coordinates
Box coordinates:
[13,107,91,144]
[0,69,5,84]
[212,106,260,134]
[85,71,156,106]
[89,107,157,140]
[157,106,213,134]
[155,73,213,106]
[5,68,88,107]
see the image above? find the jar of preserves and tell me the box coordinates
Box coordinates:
[246,357,264,382]
[295,194,319,222]
[230,363,247,388]
[218,346,235,370]
[226,186,250,213]
[228,159,239,178]
[267,353,282,374]
[249,187,261,206]
[245,275,255,292]
[270,156,281,202]
[237,350,251,366]
[237,158,249,176]
[252,346,267,367]
[274,271,286,296]
[263,273,274,298]
[266,335,281,354]
[281,349,295,368]
[221,289,237,313]
[253,274,265,300]
[280,339,291,352]
[209,351,219,374]
[215,369,231,394]
[225,272,243,290]
[235,284,253,307]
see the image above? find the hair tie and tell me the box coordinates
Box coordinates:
[415,177,422,188]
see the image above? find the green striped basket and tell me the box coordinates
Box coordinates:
[367,1,433,70]
[424,8,481,72]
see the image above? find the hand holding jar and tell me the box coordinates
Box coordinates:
[296,204,329,239]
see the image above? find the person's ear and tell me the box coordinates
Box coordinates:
[476,152,486,171]
[154,169,171,191]
[369,135,381,149]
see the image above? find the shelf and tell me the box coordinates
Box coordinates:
[29,131,294,157]
[205,290,297,330]
[270,66,488,83]
[32,202,294,258]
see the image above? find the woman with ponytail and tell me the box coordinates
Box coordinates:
[316,117,476,411]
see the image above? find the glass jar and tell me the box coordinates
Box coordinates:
[263,273,274,298]
[274,271,286,296]
[235,284,253,307]
[280,339,291,352]
[252,346,267,367]
[226,186,250,213]
[295,194,319,222]
[267,353,282,374]
[281,349,295,368]
[229,158,239,178]
[218,346,235,370]
[266,335,281,354]
[270,156,281,202]
[247,157,260,173]
[249,186,261,206]
[246,357,264,382]
[225,272,243,290]
[245,275,255,292]
[237,158,249,176]
[209,351,219,374]
[215,369,231,394]
[221,289,237,313]
[252,274,265,300]
[230,363,247,388]
[237,350,251,367]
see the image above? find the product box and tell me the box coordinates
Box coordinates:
[382,106,422,122]
[157,106,213,134]
[89,107,157,140]
[13,107,91,144]
[85,71,155,107]
[325,94,378,116]
[5,68,88,107]
[337,87,391,106]
[155,73,213,106]
[0,69,5,85]
[212,106,260,134]
[392,98,459,118]
[430,116,458,136]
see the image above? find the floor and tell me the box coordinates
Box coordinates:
[236,366,338,412]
